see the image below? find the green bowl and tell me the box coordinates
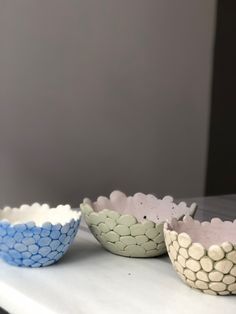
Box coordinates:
[81,191,197,258]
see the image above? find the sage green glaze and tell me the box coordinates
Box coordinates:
[81,203,166,257]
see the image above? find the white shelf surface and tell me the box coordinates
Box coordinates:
[0,221,236,314]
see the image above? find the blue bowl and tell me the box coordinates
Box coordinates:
[0,204,81,267]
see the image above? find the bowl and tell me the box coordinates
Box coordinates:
[164,216,236,295]
[80,191,197,257]
[0,203,81,267]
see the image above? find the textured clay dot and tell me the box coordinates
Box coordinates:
[154,233,164,244]
[230,265,236,276]
[228,283,236,292]
[105,242,117,253]
[219,291,230,296]
[117,215,136,226]
[195,280,208,290]
[120,236,136,245]
[196,271,209,282]
[185,259,201,272]
[113,225,130,236]
[203,289,217,296]
[130,224,146,236]
[125,244,145,256]
[177,255,186,268]
[175,261,184,274]
[142,241,156,251]
[105,231,120,243]
[145,228,158,239]
[178,233,191,248]
[214,259,233,274]
[200,256,213,272]
[169,245,177,260]
[221,242,233,253]
[209,271,223,282]
[223,275,235,285]
[136,235,148,244]
[188,243,205,260]
[173,241,179,252]
[208,245,224,261]
[179,247,189,259]
[170,231,178,242]
[227,251,236,264]
[186,279,196,288]
[209,282,226,292]
[184,269,196,281]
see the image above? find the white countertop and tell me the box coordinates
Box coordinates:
[0,219,236,314]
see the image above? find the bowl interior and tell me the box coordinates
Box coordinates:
[169,217,236,248]
[85,190,196,223]
[0,203,80,226]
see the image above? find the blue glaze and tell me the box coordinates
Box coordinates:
[50,240,60,250]
[0,229,6,236]
[38,246,51,257]
[23,230,34,237]
[21,251,31,259]
[26,222,35,229]
[59,234,66,243]
[41,229,50,237]
[33,235,40,241]
[0,216,81,267]
[14,224,27,232]
[31,254,42,261]
[14,243,27,252]
[2,236,16,248]
[57,244,65,252]
[0,244,8,252]
[52,224,62,231]
[22,237,35,246]
[14,232,24,242]
[61,224,70,234]
[38,237,51,247]
[28,244,39,254]
[9,249,22,259]
[50,230,60,240]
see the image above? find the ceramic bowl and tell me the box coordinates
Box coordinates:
[0,203,81,267]
[164,216,236,295]
[80,191,197,257]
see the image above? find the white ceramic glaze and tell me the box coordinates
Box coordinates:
[81,191,197,257]
[0,203,80,226]
[164,216,236,295]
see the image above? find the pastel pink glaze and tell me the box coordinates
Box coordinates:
[84,190,196,224]
[167,216,236,248]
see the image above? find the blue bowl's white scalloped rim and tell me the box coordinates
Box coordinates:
[0,203,81,227]
[0,203,81,267]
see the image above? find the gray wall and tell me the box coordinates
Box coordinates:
[0,0,216,207]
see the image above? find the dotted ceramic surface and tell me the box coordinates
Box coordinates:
[164,216,236,295]
[80,191,197,257]
[0,204,81,267]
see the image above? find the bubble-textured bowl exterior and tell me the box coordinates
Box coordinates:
[164,216,236,295]
[0,204,81,267]
[80,191,196,258]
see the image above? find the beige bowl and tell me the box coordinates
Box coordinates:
[80,191,197,257]
[164,216,236,295]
